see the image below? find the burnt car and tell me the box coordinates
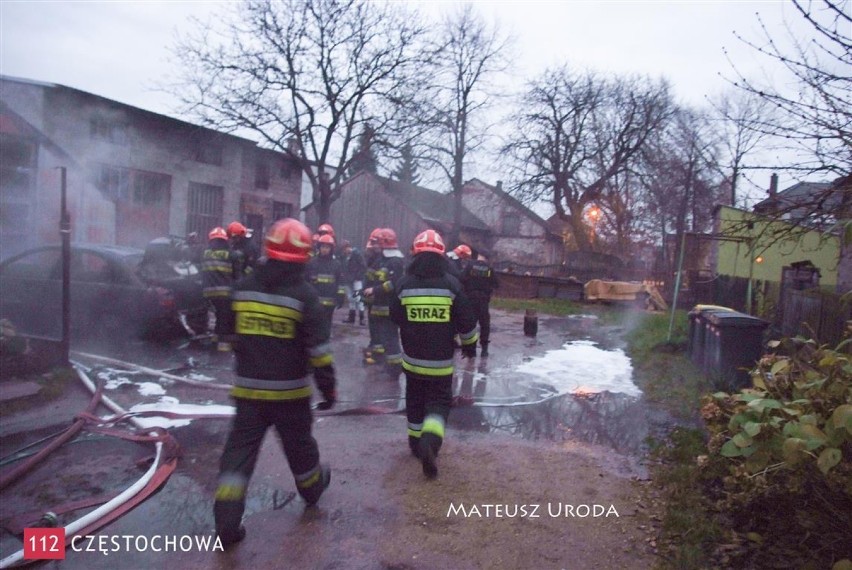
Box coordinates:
[0,243,206,343]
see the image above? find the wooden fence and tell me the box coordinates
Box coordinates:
[781,288,850,348]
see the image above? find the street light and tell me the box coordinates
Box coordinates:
[586,205,601,246]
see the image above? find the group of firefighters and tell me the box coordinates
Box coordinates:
[198,218,498,549]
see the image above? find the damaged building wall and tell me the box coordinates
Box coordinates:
[461,179,561,266]
[0,75,302,256]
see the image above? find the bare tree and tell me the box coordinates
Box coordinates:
[726,0,851,177]
[708,90,776,207]
[722,0,850,281]
[504,67,672,251]
[170,0,426,222]
[405,5,510,244]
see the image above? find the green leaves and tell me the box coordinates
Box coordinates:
[707,338,850,477]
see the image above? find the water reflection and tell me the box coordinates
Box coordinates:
[448,338,650,455]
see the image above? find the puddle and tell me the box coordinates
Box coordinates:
[448,317,660,457]
[515,340,639,397]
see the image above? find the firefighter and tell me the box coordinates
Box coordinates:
[201,227,240,352]
[362,228,405,378]
[317,223,335,241]
[227,221,258,276]
[390,229,478,478]
[213,218,335,548]
[461,249,499,357]
[446,244,471,278]
[362,228,384,361]
[339,239,366,325]
[306,234,345,332]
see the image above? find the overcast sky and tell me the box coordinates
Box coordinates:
[0,1,812,204]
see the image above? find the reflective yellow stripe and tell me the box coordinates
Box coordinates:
[423,415,445,438]
[459,331,479,346]
[370,307,390,316]
[232,301,303,321]
[310,354,333,367]
[400,296,452,306]
[214,484,245,501]
[402,361,453,376]
[230,386,312,400]
[296,470,321,488]
[407,428,422,438]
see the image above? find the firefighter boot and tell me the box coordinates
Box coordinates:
[301,465,332,507]
[419,434,439,479]
[358,310,365,326]
[343,310,356,324]
[218,525,246,550]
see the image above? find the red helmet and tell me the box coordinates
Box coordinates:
[317,223,335,238]
[366,227,383,249]
[454,244,472,259]
[208,227,228,241]
[412,229,445,255]
[377,228,398,249]
[227,221,247,238]
[265,218,312,263]
[317,234,335,246]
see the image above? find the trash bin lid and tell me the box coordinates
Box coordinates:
[690,304,735,315]
[706,311,769,328]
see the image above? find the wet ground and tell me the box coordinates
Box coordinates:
[0,308,672,569]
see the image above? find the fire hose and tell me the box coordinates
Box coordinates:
[0,365,179,569]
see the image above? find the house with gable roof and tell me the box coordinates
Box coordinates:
[308,171,490,257]
[460,179,563,266]
[308,172,561,268]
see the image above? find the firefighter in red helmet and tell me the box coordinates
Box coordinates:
[213,218,335,548]
[226,221,258,276]
[306,234,345,332]
[390,229,478,478]
[202,226,241,352]
[362,228,405,377]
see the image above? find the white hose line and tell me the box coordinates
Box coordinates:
[72,351,231,390]
[0,366,164,569]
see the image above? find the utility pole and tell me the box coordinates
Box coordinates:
[59,167,71,365]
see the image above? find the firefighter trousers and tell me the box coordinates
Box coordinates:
[469,293,492,347]
[405,373,452,457]
[214,397,325,536]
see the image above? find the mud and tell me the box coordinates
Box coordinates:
[0,308,667,569]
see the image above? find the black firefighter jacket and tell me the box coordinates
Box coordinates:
[219,260,335,402]
[390,253,479,378]
[365,251,405,317]
[307,253,345,309]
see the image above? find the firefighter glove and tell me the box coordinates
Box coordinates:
[316,389,337,411]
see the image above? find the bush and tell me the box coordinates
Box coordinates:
[699,335,852,567]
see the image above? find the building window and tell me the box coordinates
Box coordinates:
[194,141,223,166]
[94,165,170,207]
[95,165,131,201]
[186,182,224,237]
[133,171,171,206]
[90,117,129,145]
[272,201,292,220]
[502,213,521,236]
[255,160,270,189]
